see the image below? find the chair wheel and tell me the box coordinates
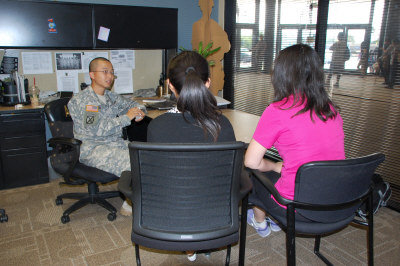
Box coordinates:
[0,214,8,223]
[107,213,116,221]
[61,215,70,224]
[55,198,63,205]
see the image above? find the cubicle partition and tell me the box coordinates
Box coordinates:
[0,0,178,189]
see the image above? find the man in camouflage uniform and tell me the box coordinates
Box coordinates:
[68,57,145,216]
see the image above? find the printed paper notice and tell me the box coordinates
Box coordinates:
[81,52,109,73]
[110,50,135,69]
[98,26,110,42]
[22,52,53,74]
[55,52,82,71]
[56,71,79,93]
[113,68,133,94]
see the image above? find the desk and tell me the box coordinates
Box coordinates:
[0,104,49,189]
[146,108,260,144]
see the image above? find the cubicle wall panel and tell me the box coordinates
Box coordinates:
[94,5,178,49]
[0,0,93,48]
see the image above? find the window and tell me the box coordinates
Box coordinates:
[224,0,400,211]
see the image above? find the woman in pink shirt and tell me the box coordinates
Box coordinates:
[244,44,345,238]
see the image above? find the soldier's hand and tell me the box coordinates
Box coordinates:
[126,107,145,121]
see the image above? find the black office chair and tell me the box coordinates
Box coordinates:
[44,97,121,223]
[248,153,385,266]
[118,141,252,266]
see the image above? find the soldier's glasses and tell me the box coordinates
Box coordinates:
[92,70,115,75]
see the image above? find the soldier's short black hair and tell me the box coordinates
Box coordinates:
[89,57,111,72]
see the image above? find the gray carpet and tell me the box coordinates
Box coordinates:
[0,179,399,265]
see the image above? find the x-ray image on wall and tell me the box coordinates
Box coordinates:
[55,52,82,70]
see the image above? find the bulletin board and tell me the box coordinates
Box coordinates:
[1,49,163,95]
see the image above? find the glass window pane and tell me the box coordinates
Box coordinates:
[240,29,253,68]
[328,0,371,24]
[281,0,318,24]
[237,0,255,24]
[281,29,298,50]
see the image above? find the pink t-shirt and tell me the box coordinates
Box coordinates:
[253,96,345,200]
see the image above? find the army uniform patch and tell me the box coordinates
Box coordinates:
[84,105,99,127]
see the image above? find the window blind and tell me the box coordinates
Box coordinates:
[224,0,400,211]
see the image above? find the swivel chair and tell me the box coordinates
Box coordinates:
[118,141,252,266]
[44,97,121,223]
[248,153,385,265]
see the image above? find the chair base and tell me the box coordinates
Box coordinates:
[0,209,8,223]
[56,182,120,223]
[134,244,232,266]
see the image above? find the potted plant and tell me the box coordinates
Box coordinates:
[180,41,221,66]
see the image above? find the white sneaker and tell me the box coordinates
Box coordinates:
[187,252,197,262]
[247,209,271,238]
[267,217,281,232]
[120,200,132,216]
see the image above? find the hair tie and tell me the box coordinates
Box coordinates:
[185,66,195,74]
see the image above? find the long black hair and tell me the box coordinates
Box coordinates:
[167,51,222,141]
[272,44,338,121]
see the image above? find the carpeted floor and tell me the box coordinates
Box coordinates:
[0,179,399,265]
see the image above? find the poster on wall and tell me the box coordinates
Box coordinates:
[22,52,53,74]
[0,56,18,74]
[55,52,82,71]
[113,69,133,94]
[81,52,109,73]
[56,71,79,93]
[110,50,135,69]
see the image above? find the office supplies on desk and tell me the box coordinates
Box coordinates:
[0,72,30,106]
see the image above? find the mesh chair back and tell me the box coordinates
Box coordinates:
[44,97,74,138]
[294,153,385,223]
[44,98,75,174]
[129,141,245,242]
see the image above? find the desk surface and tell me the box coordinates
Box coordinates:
[0,103,260,144]
[0,104,44,114]
[147,108,260,144]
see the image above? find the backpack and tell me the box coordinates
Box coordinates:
[357,174,391,221]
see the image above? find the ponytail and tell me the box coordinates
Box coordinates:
[178,66,221,141]
[168,51,222,141]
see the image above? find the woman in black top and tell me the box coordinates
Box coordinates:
[147,51,235,261]
[147,51,235,143]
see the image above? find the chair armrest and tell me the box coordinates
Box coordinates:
[118,171,133,199]
[249,168,293,206]
[251,169,371,211]
[48,137,82,183]
[48,137,82,147]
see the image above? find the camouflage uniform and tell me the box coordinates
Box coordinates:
[68,86,139,176]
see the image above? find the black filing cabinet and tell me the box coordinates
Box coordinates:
[0,108,49,189]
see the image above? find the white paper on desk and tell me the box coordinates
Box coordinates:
[215,96,231,106]
[56,71,79,93]
[113,68,133,94]
[81,51,109,73]
[110,50,135,69]
[22,52,53,74]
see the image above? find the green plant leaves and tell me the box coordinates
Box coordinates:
[179,41,221,66]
